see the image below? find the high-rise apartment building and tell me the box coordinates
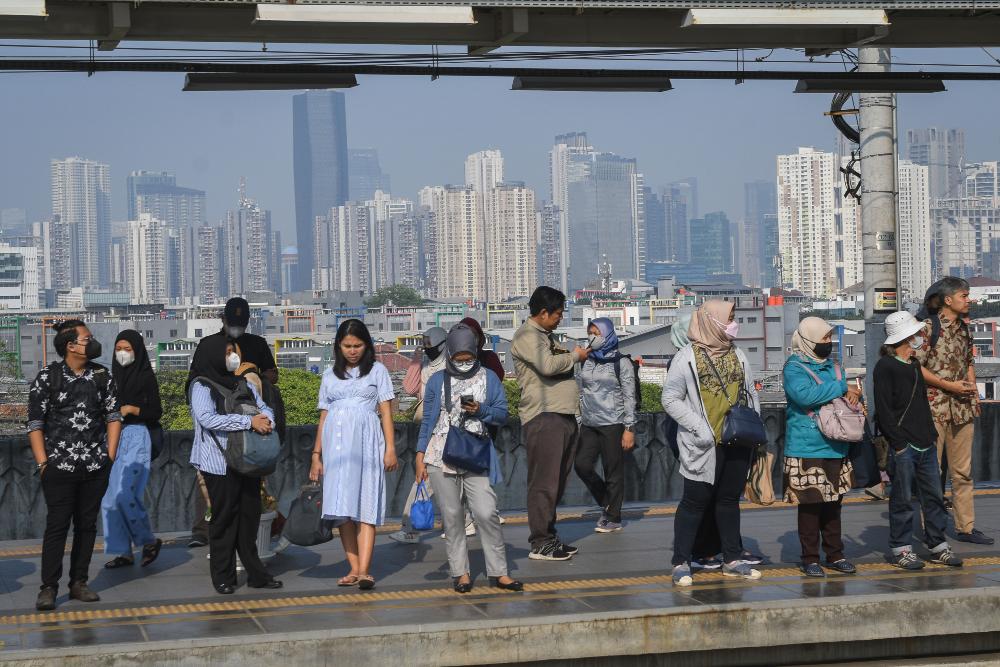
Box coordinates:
[742,180,777,287]
[907,128,966,200]
[898,160,933,300]
[360,191,415,292]
[776,147,862,298]
[964,162,1000,203]
[349,148,391,203]
[759,214,781,288]
[125,213,167,305]
[550,132,592,293]
[51,157,111,289]
[128,171,207,230]
[485,183,537,301]
[293,91,349,291]
[197,225,225,305]
[313,203,372,294]
[33,216,71,290]
[465,150,505,195]
[225,184,275,296]
[433,186,486,301]
[931,198,1000,279]
[537,204,562,288]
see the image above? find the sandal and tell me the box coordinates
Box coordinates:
[141,539,163,567]
[104,556,134,569]
[337,574,360,587]
[358,575,375,591]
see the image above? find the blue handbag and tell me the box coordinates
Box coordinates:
[441,376,492,474]
[409,480,435,531]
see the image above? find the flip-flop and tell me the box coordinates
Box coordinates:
[358,575,375,591]
[337,575,360,587]
[104,556,134,569]
[141,539,163,567]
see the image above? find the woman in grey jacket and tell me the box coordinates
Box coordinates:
[575,318,636,533]
[662,301,762,586]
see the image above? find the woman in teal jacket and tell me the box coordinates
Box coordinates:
[783,317,863,578]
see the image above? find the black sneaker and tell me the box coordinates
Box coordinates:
[956,529,995,545]
[892,551,925,570]
[35,587,56,611]
[188,537,208,548]
[929,548,964,567]
[558,542,579,556]
[529,541,573,561]
[943,498,954,511]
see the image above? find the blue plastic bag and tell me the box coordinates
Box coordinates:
[410,480,435,531]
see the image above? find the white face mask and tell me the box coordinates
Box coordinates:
[115,350,134,367]
[225,352,241,372]
[453,360,475,373]
[909,335,924,350]
[588,335,606,350]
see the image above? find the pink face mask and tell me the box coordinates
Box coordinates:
[712,317,740,340]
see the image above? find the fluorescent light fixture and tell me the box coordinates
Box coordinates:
[255,4,476,25]
[183,73,359,91]
[512,75,672,92]
[794,77,945,93]
[683,8,888,27]
[1,0,46,17]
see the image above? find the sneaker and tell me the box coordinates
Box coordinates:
[691,557,723,571]
[956,529,995,545]
[943,497,954,511]
[236,558,244,572]
[498,515,506,525]
[188,537,208,548]
[35,587,56,611]
[722,561,762,580]
[595,519,622,533]
[272,535,291,554]
[528,541,573,561]
[739,550,765,566]
[557,541,579,556]
[930,548,964,567]
[465,522,477,537]
[672,563,693,587]
[864,486,888,501]
[892,550,926,570]
[800,562,825,578]
[389,530,420,544]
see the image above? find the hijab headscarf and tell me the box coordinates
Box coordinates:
[687,300,735,358]
[422,326,448,363]
[458,316,506,380]
[445,323,482,380]
[112,329,156,403]
[792,316,834,364]
[670,313,692,350]
[588,318,619,361]
[186,333,240,394]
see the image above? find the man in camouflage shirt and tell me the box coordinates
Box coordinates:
[915,277,994,545]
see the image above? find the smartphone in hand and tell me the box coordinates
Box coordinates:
[460,394,475,406]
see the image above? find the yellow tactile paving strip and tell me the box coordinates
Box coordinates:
[3,556,1000,629]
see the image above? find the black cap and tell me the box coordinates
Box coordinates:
[223,297,250,327]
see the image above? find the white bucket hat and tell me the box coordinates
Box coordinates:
[884,311,926,346]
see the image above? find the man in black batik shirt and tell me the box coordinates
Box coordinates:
[27,320,122,611]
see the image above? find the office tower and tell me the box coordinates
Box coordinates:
[662,185,689,263]
[0,243,39,309]
[33,217,71,290]
[742,180,777,287]
[280,248,298,295]
[163,225,198,302]
[689,212,734,276]
[465,150,505,194]
[549,132,593,293]
[759,214,781,288]
[225,182,275,296]
[349,148,391,203]
[125,213,167,305]
[776,147,861,298]
[293,90,349,291]
[670,177,699,220]
[485,183,537,302]
[51,157,111,289]
[538,204,563,288]
[898,160,933,300]
[313,203,372,294]
[907,128,966,200]
[127,171,172,221]
[197,225,225,304]
[270,230,282,294]
[643,187,667,264]
[931,199,1000,279]
[0,208,27,238]
[566,152,643,291]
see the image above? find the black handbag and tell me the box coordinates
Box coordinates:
[849,421,882,489]
[282,482,334,547]
[703,351,767,449]
[440,376,491,474]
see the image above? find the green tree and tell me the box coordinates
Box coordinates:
[640,382,665,413]
[157,370,193,430]
[366,284,425,308]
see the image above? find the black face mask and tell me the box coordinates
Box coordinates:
[813,342,833,359]
[425,345,443,361]
[84,339,102,360]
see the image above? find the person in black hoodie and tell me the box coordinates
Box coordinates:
[100,330,163,570]
[874,311,963,571]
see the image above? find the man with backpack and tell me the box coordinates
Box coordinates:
[27,320,122,610]
[915,277,994,545]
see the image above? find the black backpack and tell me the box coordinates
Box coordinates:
[612,354,643,414]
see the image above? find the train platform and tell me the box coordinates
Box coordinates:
[1,492,1000,665]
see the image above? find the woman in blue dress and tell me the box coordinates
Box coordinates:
[309,319,398,590]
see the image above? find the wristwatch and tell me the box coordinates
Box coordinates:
[624,425,635,433]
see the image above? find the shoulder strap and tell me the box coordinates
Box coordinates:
[897,364,920,427]
[794,361,823,385]
[701,349,735,407]
[443,373,453,412]
[613,355,622,384]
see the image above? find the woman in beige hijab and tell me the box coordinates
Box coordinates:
[661,300,762,585]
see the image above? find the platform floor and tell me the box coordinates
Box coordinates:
[1,491,1000,661]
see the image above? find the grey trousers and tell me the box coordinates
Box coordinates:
[427,465,508,578]
[400,478,471,532]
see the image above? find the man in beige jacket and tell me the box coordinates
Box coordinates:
[512,286,589,561]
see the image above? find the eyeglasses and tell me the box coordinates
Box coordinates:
[72,337,93,345]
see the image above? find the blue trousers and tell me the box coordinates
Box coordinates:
[888,444,950,555]
[101,424,155,555]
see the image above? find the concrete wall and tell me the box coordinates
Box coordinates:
[2,405,1000,540]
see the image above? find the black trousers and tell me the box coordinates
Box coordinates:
[797,500,844,565]
[524,413,579,549]
[575,424,626,523]
[40,464,111,590]
[203,469,271,588]
[672,445,753,565]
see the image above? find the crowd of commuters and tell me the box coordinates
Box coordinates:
[24,279,994,609]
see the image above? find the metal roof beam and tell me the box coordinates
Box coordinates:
[97,2,131,51]
[468,8,529,56]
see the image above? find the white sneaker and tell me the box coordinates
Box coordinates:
[272,536,291,554]
[465,522,477,537]
[389,530,419,544]
[498,515,506,525]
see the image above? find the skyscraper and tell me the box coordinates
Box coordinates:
[643,187,667,264]
[225,181,275,296]
[125,213,167,305]
[33,216,71,291]
[349,149,391,203]
[662,183,690,262]
[313,203,372,294]
[197,225,225,305]
[0,243,40,310]
[538,204,563,288]
[128,171,207,229]
[742,180,777,287]
[907,128,966,200]
[465,150,505,194]
[759,214,780,288]
[550,132,592,293]
[688,212,733,276]
[293,91,349,291]
[485,182,537,302]
[898,160,933,300]
[51,157,111,289]
[432,186,486,301]
[360,191,415,291]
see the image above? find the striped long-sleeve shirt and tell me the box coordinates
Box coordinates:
[189,381,274,475]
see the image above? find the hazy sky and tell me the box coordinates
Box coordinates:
[2,45,999,247]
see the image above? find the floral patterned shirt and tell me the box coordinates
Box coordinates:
[26,361,122,472]
[915,314,977,426]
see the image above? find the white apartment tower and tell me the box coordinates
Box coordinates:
[0,244,40,310]
[485,183,537,302]
[125,213,167,304]
[465,150,505,195]
[313,204,372,294]
[51,157,111,289]
[898,160,933,300]
[431,186,486,301]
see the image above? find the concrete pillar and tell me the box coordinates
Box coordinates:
[858,46,898,387]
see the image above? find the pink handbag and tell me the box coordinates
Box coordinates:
[795,363,865,443]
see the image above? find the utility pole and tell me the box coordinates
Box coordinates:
[858,46,899,388]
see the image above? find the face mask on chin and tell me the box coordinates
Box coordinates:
[115,350,134,367]
[225,352,241,373]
